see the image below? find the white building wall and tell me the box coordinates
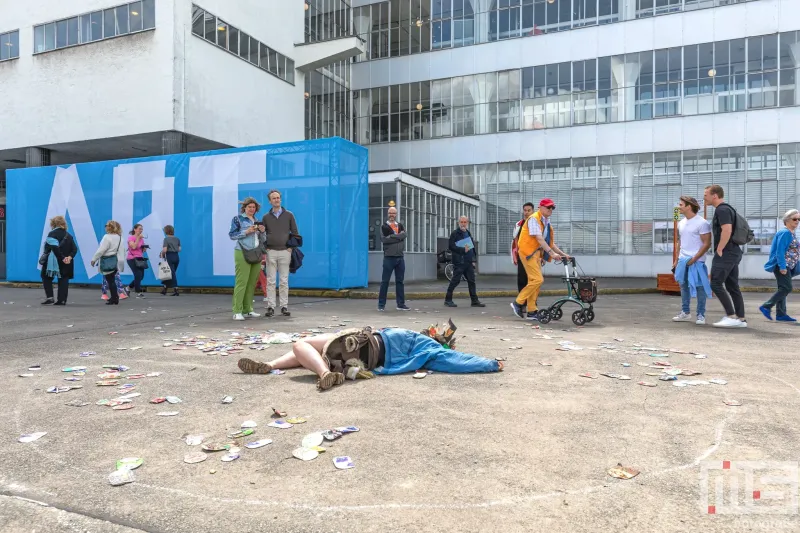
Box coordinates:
[176,0,307,147]
[0,0,176,150]
[365,108,800,171]
[0,0,310,152]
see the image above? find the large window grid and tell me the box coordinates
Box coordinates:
[354,0,758,62]
[306,0,354,43]
[0,30,19,61]
[368,180,477,254]
[403,143,800,257]
[305,60,354,141]
[33,1,155,54]
[356,32,800,145]
[191,5,295,85]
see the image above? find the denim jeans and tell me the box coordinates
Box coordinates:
[679,262,707,317]
[763,267,793,317]
[374,329,499,375]
[378,256,405,308]
[164,252,180,289]
[126,259,146,293]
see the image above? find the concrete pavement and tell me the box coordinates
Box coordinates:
[0,286,799,532]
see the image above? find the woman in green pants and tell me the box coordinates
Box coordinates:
[228,197,266,320]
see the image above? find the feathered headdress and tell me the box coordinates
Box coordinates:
[421,319,457,350]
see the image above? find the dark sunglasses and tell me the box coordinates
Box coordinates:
[792,218,800,222]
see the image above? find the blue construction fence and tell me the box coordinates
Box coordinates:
[6,137,369,289]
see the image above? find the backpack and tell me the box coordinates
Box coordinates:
[724,204,754,245]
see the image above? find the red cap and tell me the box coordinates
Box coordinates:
[539,198,555,208]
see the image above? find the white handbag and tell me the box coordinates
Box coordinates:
[156,261,173,281]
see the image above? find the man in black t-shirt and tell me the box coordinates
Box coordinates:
[703,184,746,328]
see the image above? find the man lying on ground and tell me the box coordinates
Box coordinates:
[237,321,503,390]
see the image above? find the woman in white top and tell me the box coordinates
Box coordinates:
[91,220,127,305]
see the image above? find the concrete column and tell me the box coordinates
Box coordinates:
[789,42,800,106]
[161,131,187,155]
[474,0,494,44]
[25,147,51,167]
[354,13,370,61]
[611,57,641,122]
[616,160,635,254]
[468,76,497,134]
[621,0,636,22]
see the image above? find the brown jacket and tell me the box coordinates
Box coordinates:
[321,327,381,373]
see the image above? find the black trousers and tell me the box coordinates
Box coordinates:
[516,254,527,292]
[164,252,180,289]
[446,261,478,302]
[104,270,119,303]
[127,259,146,293]
[763,266,793,317]
[710,252,744,318]
[41,270,69,303]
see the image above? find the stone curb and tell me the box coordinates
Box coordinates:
[2,281,789,298]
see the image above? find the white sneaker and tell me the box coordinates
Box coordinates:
[672,312,691,322]
[696,315,706,325]
[713,316,746,328]
[262,297,268,302]
[244,311,261,318]
[233,313,245,321]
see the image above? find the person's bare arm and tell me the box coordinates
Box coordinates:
[689,233,711,265]
[717,224,732,256]
[672,233,681,269]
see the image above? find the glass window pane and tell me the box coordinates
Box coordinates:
[277,54,287,79]
[34,25,45,53]
[56,20,68,48]
[67,17,79,46]
[116,5,130,35]
[286,60,295,84]
[142,0,156,30]
[130,1,144,32]
[228,26,239,54]
[91,12,103,41]
[80,15,91,44]
[239,32,249,59]
[268,49,279,74]
[259,42,269,70]
[192,6,204,36]
[204,13,216,43]
[104,9,116,39]
[248,37,259,64]
[9,31,19,59]
[217,21,228,47]
[0,34,9,61]
[45,23,56,50]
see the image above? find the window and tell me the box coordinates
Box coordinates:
[33,0,156,54]
[190,5,295,85]
[0,30,19,61]
[360,31,798,145]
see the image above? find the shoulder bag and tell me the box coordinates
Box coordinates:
[100,236,122,274]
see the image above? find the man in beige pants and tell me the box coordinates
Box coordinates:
[261,190,299,317]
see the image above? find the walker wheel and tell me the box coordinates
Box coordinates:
[585,309,595,323]
[538,309,551,324]
[552,307,563,321]
[572,310,587,326]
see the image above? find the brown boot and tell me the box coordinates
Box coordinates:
[237,358,273,374]
[316,371,345,391]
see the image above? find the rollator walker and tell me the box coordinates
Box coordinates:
[536,257,597,326]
